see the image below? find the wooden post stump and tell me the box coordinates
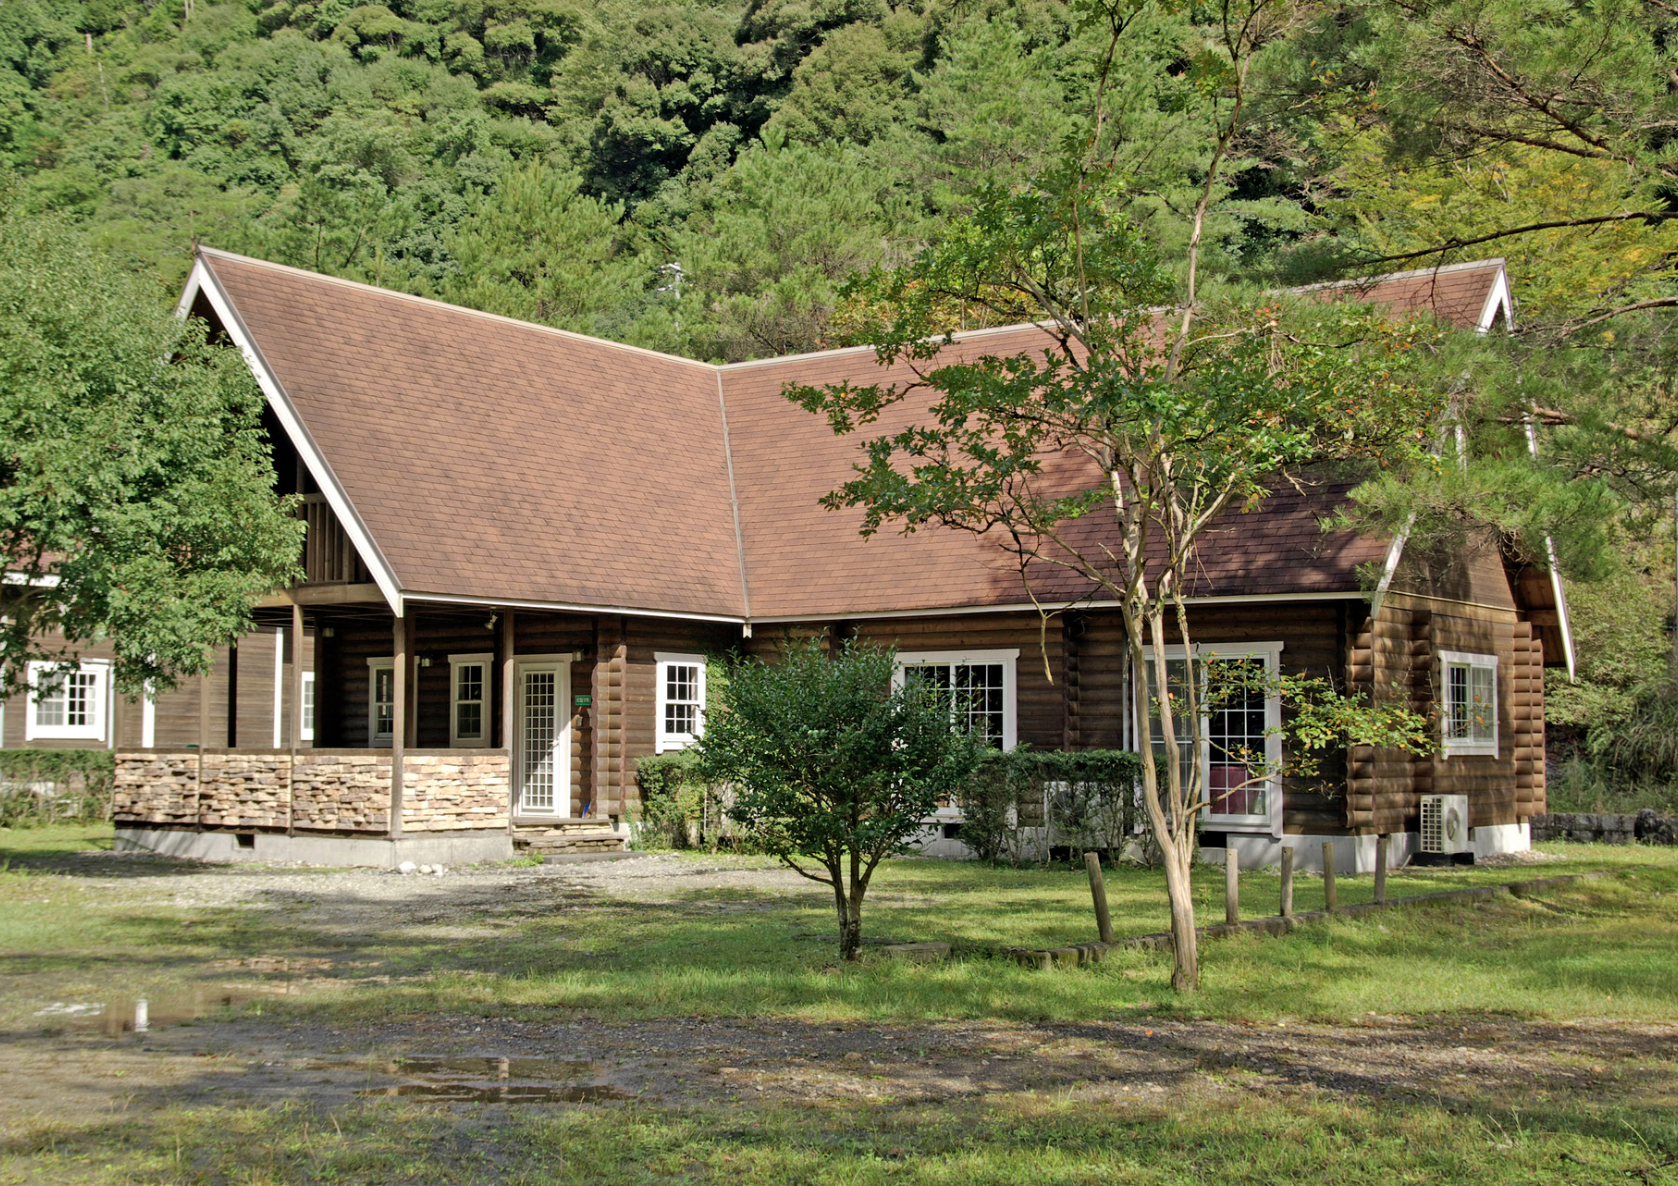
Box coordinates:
[1085,852,1114,945]
[1374,834,1389,905]
[1322,841,1337,911]
[1225,845,1239,925]
[1279,846,1294,918]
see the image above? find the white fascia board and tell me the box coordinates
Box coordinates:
[749,590,1369,625]
[1476,264,1515,333]
[1366,526,1410,624]
[401,591,745,625]
[179,259,404,616]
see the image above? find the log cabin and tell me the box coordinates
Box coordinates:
[7,250,1569,871]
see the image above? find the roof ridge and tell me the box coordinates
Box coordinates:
[1286,256,1508,294]
[194,246,721,374]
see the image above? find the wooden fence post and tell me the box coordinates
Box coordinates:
[1225,845,1240,925]
[1084,852,1114,945]
[1374,834,1389,905]
[1279,846,1294,918]
[1322,841,1337,911]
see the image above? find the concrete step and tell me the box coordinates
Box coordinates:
[513,827,626,855]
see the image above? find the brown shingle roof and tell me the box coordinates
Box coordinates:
[195,250,1508,621]
[202,250,747,617]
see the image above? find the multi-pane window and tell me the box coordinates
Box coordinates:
[902,662,1008,747]
[368,660,395,745]
[1204,656,1270,819]
[894,650,1018,752]
[449,654,491,747]
[655,653,706,752]
[1441,651,1498,756]
[26,660,108,742]
[1143,645,1281,827]
[301,672,316,743]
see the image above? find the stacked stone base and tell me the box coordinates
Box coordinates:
[113,749,515,866]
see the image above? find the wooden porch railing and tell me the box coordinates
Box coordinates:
[300,494,369,585]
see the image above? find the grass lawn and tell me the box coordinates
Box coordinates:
[2,823,1676,1184]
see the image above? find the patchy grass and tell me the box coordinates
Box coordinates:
[2,825,1677,1185]
[4,825,1678,1029]
[5,1081,1677,1185]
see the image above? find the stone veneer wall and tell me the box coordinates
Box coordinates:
[113,752,199,826]
[114,749,510,835]
[292,752,391,833]
[402,752,512,831]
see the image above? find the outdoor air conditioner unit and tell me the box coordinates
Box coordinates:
[1420,794,1470,856]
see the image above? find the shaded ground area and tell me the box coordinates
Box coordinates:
[1,826,1676,1183]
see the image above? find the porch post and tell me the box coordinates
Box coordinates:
[390,609,406,838]
[225,642,238,747]
[499,609,516,750]
[500,609,516,829]
[290,602,305,751]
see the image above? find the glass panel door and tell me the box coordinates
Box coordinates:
[518,666,559,814]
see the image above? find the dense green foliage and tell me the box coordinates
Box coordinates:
[960,748,1147,865]
[696,637,986,960]
[3,0,1675,787]
[0,194,301,698]
[0,748,114,824]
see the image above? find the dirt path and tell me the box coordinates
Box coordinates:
[6,1008,1674,1122]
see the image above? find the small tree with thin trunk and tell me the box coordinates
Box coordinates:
[696,637,986,962]
[786,4,1445,992]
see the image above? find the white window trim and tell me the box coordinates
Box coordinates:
[300,671,316,743]
[367,656,394,747]
[26,658,111,743]
[1439,649,1499,758]
[655,652,707,753]
[1141,642,1286,838]
[892,648,1019,753]
[448,652,493,748]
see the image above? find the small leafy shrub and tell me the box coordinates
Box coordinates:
[631,750,709,850]
[957,749,1151,866]
[0,749,115,826]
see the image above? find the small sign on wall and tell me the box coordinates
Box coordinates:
[573,694,592,707]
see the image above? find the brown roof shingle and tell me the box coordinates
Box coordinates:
[197,250,1507,620]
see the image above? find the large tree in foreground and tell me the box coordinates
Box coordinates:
[696,637,986,962]
[790,0,1444,991]
[0,196,302,699]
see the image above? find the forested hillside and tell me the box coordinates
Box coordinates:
[3,0,1677,797]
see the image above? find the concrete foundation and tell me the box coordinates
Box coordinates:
[114,826,514,868]
[1199,821,1531,873]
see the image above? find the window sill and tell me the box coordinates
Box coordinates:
[1442,744,1498,758]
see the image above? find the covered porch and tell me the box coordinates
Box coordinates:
[111,585,648,864]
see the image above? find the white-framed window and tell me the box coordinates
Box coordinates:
[655,653,706,753]
[893,649,1019,751]
[1440,650,1498,757]
[367,657,395,746]
[26,659,110,742]
[1141,642,1284,834]
[449,653,492,747]
[301,672,316,743]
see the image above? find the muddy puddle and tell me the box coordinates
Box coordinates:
[35,988,280,1037]
[322,1055,631,1104]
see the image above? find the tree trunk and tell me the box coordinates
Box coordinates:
[834,881,862,961]
[1161,838,1199,990]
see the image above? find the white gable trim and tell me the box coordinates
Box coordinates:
[1476,264,1514,333]
[178,258,404,616]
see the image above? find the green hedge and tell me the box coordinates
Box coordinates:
[960,749,1152,866]
[0,749,116,826]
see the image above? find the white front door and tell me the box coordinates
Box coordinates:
[515,661,570,817]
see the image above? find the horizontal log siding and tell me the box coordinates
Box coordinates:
[1352,591,1541,834]
[620,618,738,817]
